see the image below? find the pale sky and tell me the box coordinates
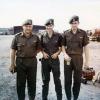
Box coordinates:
[0,0,100,32]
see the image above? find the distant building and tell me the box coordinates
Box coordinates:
[0,25,46,35]
[0,28,10,35]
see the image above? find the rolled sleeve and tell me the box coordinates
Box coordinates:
[82,32,89,46]
[62,32,66,46]
[36,36,42,51]
[11,37,17,50]
[58,34,63,47]
[40,35,44,49]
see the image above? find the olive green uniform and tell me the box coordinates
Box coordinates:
[11,32,41,100]
[41,32,62,100]
[62,29,89,100]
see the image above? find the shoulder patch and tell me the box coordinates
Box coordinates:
[15,32,22,37]
[78,29,86,33]
[64,30,70,35]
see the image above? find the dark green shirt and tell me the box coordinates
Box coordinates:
[41,31,62,56]
[11,32,41,58]
[62,29,89,55]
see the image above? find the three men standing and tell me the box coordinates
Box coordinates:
[10,16,89,100]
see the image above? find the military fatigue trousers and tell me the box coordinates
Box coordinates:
[16,57,37,100]
[41,57,62,100]
[64,55,83,100]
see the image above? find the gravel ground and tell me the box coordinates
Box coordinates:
[0,35,100,100]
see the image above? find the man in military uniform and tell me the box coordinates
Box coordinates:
[62,16,89,100]
[41,19,62,100]
[9,19,41,100]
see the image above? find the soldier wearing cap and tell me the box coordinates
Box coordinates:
[9,19,41,100]
[41,19,62,100]
[62,16,89,100]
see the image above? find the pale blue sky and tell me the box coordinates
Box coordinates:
[0,0,100,32]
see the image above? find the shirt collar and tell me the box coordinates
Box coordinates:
[70,28,81,35]
[20,32,33,38]
[46,31,55,38]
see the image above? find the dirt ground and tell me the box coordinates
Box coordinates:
[0,35,100,100]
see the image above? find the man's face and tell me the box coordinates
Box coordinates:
[70,21,79,29]
[46,25,54,31]
[23,25,33,35]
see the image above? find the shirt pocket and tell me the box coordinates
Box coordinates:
[65,36,72,47]
[53,40,58,46]
[78,36,84,47]
[31,40,37,48]
[17,43,24,51]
